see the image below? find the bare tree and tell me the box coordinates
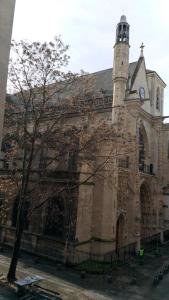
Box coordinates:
[1,38,103,282]
[1,38,136,282]
[3,37,92,282]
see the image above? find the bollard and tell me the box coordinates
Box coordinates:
[153,275,160,286]
[163,266,168,275]
[80,270,86,279]
[16,286,26,297]
[57,263,62,271]
[34,257,40,264]
[107,275,112,284]
[158,271,163,280]
[130,277,137,285]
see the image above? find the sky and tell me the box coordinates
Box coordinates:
[12,0,169,115]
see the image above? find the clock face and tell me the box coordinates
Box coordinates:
[139,87,145,100]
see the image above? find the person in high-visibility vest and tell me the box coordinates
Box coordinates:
[139,247,144,265]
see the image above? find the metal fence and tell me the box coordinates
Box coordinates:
[140,234,161,251]
[104,242,136,265]
[68,242,137,273]
[164,230,169,242]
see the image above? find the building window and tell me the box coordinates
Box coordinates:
[0,191,6,225]
[44,195,65,239]
[11,197,18,227]
[0,191,5,206]
[139,129,145,170]
[39,147,47,169]
[67,139,79,172]
[68,151,77,171]
[156,87,160,110]
[12,195,30,230]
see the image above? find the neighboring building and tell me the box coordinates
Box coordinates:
[0,0,16,150]
[1,15,169,262]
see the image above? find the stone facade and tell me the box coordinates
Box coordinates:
[1,15,169,262]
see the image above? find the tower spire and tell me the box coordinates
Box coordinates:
[116,15,129,44]
[112,16,130,123]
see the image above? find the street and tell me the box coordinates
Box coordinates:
[0,246,169,299]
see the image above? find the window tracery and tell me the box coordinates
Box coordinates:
[11,195,30,230]
[0,191,5,205]
[138,124,149,172]
[44,195,65,238]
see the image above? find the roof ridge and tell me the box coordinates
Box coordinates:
[90,61,138,75]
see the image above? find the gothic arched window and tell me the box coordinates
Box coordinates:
[139,129,145,171]
[156,87,160,110]
[44,195,65,239]
[139,124,149,172]
[11,195,30,230]
[0,191,5,217]
[11,196,18,227]
[0,191,5,206]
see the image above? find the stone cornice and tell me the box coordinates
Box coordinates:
[125,99,163,124]
[146,70,167,87]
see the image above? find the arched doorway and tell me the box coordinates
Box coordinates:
[116,214,125,252]
[140,183,151,239]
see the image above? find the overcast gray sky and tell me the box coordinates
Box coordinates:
[12,0,169,115]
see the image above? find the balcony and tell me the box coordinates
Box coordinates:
[139,163,154,175]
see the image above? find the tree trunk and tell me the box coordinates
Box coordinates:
[7,131,34,282]
[7,213,24,282]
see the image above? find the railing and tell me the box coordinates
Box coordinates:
[164,230,169,242]
[68,242,137,270]
[139,163,154,175]
[140,234,160,251]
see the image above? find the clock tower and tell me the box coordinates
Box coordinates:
[112,15,130,123]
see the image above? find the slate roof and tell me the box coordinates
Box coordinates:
[7,61,161,108]
[92,61,166,96]
[91,61,138,95]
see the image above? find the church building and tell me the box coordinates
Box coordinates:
[75,15,169,255]
[1,15,169,262]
